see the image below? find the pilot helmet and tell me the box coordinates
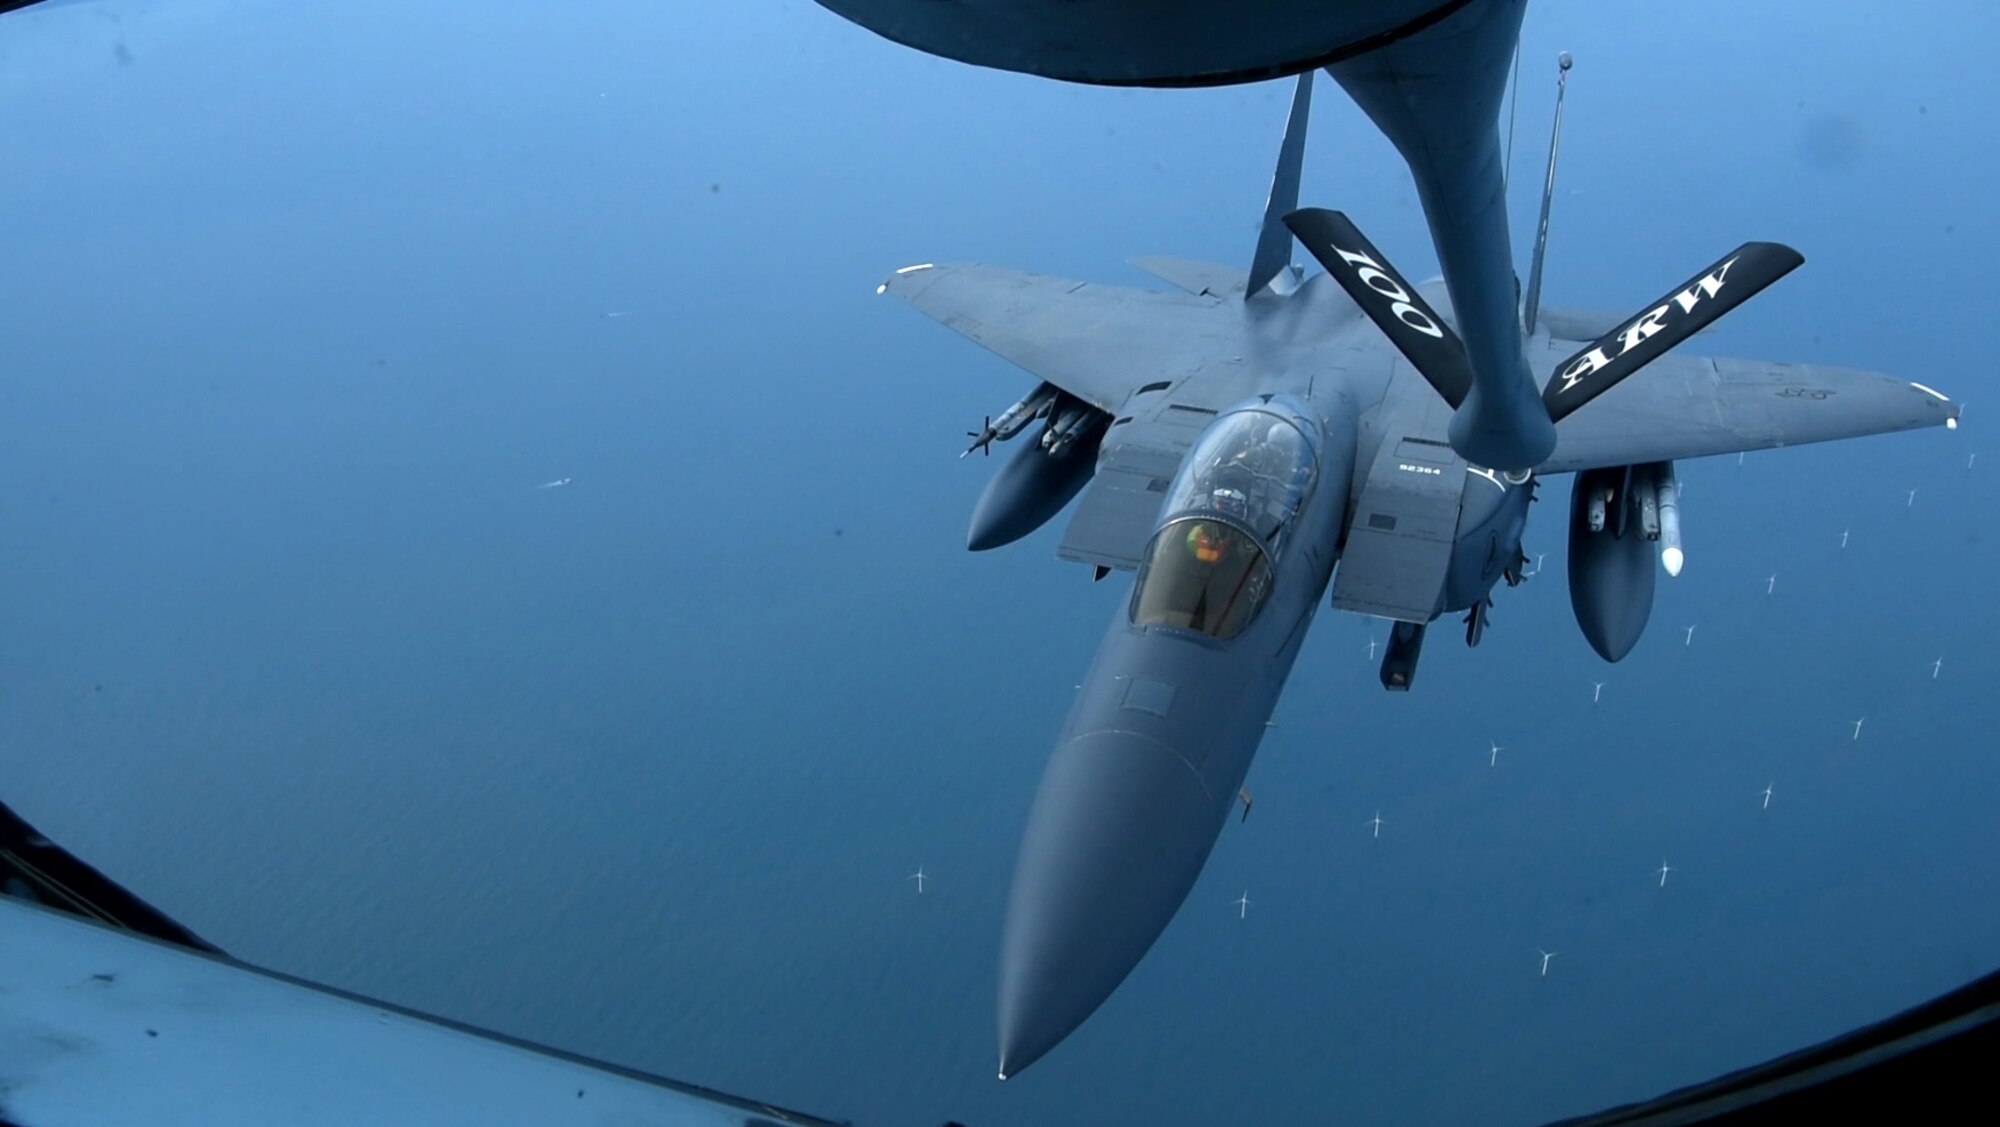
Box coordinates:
[1210,487,1249,519]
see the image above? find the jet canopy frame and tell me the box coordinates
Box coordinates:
[1129,399,1322,639]
[1160,398,1322,551]
[1130,518,1274,639]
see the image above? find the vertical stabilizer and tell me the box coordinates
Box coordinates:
[1247,71,1312,297]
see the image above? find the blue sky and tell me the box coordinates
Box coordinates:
[0,2,1993,1123]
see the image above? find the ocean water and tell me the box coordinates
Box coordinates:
[1,1,1994,1124]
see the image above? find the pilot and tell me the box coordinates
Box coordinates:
[1265,421,1300,463]
[1186,520,1231,564]
[1264,421,1309,508]
[1209,486,1249,521]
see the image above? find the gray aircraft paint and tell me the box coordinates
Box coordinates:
[877,70,1958,1076]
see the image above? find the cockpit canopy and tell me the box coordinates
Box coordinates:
[1131,518,1274,639]
[1130,399,1322,639]
[1160,400,1320,552]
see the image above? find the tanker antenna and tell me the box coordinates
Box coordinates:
[1502,41,1522,189]
[1522,52,1573,337]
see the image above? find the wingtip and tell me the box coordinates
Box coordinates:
[1908,381,1963,429]
[877,262,939,297]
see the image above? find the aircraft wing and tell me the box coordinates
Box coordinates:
[878,262,1230,414]
[1,798,849,1126]
[1540,350,1960,474]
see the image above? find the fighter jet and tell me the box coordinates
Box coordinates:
[872,65,1959,1080]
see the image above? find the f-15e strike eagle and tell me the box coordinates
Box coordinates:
[837,0,1962,1082]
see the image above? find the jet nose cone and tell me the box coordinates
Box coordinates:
[965,508,1019,552]
[997,729,1221,1078]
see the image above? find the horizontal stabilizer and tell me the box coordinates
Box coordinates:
[1284,208,1472,408]
[1543,242,1803,422]
[1128,256,1245,298]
